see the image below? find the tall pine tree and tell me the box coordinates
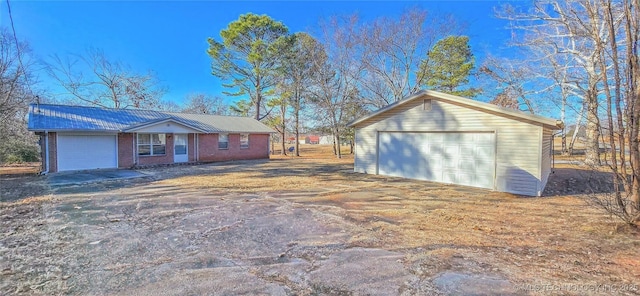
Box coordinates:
[418,35,479,97]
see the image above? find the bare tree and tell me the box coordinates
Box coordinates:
[0,29,39,163]
[503,0,639,223]
[479,56,537,113]
[182,93,228,115]
[45,48,164,109]
[156,100,182,112]
[498,0,608,166]
[588,0,640,224]
[359,8,460,108]
[310,15,364,159]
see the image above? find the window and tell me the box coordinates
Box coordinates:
[218,133,228,149]
[138,134,166,156]
[423,99,432,111]
[240,134,249,149]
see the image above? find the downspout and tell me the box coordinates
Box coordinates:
[195,134,199,162]
[43,131,49,174]
[132,133,135,167]
[133,133,137,166]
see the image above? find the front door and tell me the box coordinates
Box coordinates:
[174,134,188,163]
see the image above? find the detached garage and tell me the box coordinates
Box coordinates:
[348,90,563,196]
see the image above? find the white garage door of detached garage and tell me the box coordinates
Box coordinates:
[377,132,496,189]
[57,135,117,171]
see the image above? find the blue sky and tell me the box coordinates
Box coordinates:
[1,0,517,106]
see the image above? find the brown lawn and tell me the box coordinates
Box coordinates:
[1,144,639,295]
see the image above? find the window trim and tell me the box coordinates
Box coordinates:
[240,133,249,149]
[137,133,166,156]
[218,133,229,150]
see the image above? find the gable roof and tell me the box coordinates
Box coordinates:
[348,90,563,129]
[28,104,275,134]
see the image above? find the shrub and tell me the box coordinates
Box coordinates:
[0,139,40,164]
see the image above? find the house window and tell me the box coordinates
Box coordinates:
[240,134,249,149]
[138,134,166,156]
[423,99,432,111]
[218,133,228,149]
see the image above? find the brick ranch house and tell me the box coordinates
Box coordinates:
[28,104,275,173]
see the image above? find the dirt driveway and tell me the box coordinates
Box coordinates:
[1,147,639,295]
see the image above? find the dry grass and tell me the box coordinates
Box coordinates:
[161,144,353,192]
[2,144,640,295]
[158,144,640,290]
[0,163,40,176]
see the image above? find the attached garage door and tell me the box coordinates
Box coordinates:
[57,135,117,171]
[378,132,495,189]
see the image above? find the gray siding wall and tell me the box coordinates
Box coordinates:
[539,128,553,195]
[354,97,544,196]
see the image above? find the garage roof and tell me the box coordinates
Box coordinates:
[348,90,563,129]
[27,104,275,133]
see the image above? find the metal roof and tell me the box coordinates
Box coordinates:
[28,104,275,133]
[347,90,563,129]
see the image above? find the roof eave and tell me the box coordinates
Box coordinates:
[122,118,209,133]
[348,90,563,129]
[28,128,121,133]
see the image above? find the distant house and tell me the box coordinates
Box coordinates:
[28,104,274,173]
[305,135,320,144]
[348,90,563,196]
[319,135,333,145]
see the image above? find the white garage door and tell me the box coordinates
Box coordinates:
[57,135,117,171]
[378,132,495,189]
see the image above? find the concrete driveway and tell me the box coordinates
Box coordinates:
[46,169,147,186]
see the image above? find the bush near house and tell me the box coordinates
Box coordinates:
[0,138,40,164]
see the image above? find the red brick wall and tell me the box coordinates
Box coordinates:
[246,134,270,159]
[197,133,269,162]
[188,133,195,162]
[118,133,135,168]
[47,132,58,173]
[197,133,217,162]
[46,132,269,171]
[137,133,175,166]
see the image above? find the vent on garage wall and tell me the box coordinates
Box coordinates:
[423,99,432,111]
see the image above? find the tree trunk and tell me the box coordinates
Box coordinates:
[335,131,342,159]
[271,135,275,155]
[280,132,286,156]
[625,0,640,212]
[630,87,640,212]
[280,103,286,156]
[332,138,337,155]
[295,120,300,156]
[596,13,627,216]
[584,78,601,166]
[294,92,300,157]
[254,79,262,120]
[569,102,585,155]
[560,87,568,155]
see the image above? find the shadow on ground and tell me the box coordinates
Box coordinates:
[544,167,614,196]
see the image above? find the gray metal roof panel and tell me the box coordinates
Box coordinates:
[167,112,275,133]
[28,104,275,133]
